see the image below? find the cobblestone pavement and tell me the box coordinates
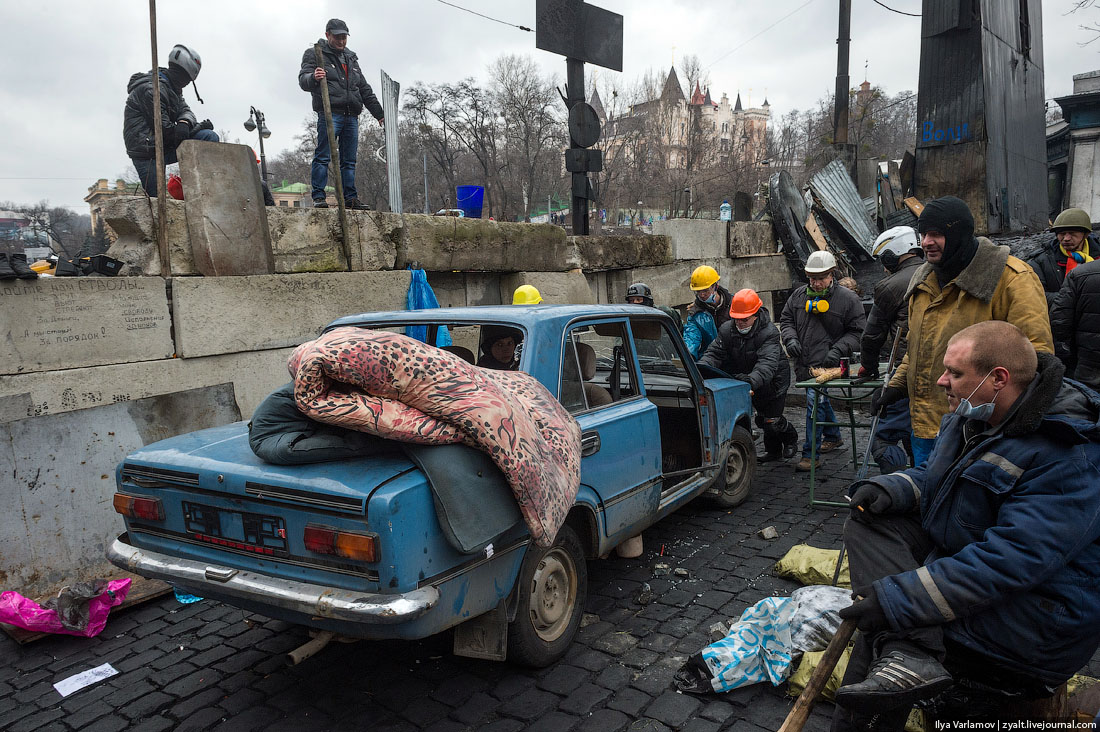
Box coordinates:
[3,407,1098,732]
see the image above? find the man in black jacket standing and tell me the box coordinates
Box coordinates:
[299,19,384,210]
[699,289,798,462]
[780,251,867,471]
[858,226,923,472]
[1051,257,1100,390]
[123,44,219,196]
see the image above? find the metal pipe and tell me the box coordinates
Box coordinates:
[286,630,335,666]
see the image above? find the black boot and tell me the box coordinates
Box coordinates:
[0,253,16,280]
[9,252,38,280]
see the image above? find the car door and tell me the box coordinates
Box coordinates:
[560,320,662,541]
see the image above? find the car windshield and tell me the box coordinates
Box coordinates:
[355,322,527,372]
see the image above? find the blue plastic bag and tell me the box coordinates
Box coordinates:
[405,269,451,346]
[699,596,794,692]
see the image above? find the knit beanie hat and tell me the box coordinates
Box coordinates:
[917,196,978,283]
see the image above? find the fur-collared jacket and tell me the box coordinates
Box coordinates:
[866,354,1100,685]
[889,238,1053,438]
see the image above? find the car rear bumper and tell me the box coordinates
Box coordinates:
[107,533,439,624]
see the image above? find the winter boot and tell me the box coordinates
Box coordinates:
[0,253,16,280]
[9,252,38,279]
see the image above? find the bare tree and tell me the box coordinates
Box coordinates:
[0,201,88,258]
[405,83,464,208]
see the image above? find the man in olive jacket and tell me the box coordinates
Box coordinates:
[299,19,384,210]
[872,197,1052,467]
[699,289,798,462]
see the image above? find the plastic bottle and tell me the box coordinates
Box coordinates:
[719,200,732,222]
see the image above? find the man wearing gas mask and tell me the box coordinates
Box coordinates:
[831,321,1100,727]
[870,196,1051,467]
[780,250,866,471]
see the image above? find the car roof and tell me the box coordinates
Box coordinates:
[325,304,666,332]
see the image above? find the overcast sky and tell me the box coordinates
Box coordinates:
[0,0,1094,212]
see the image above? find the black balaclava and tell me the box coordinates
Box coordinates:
[917,196,978,285]
[165,64,190,94]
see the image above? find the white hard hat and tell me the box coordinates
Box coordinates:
[872,226,920,260]
[804,250,837,275]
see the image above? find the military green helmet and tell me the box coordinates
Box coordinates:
[1051,208,1092,233]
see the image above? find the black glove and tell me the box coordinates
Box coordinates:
[733,373,749,382]
[822,349,842,368]
[839,587,890,633]
[870,385,905,417]
[196,119,214,131]
[172,120,192,142]
[785,340,802,359]
[851,364,879,385]
[849,481,893,518]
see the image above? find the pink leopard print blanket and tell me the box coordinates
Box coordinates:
[288,327,581,547]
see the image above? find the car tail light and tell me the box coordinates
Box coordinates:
[112,493,164,521]
[303,524,379,562]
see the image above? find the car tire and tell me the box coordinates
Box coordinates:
[507,524,587,668]
[710,425,756,508]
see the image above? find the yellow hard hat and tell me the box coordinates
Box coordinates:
[690,265,720,291]
[513,285,543,305]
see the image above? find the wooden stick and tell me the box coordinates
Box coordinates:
[777,618,858,732]
[313,43,353,272]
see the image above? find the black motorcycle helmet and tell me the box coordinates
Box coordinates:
[626,282,654,307]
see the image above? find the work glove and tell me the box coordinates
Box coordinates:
[173,120,192,142]
[870,385,906,417]
[849,481,893,519]
[822,349,842,368]
[851,364,879,386]
[733,373,749,383]
[785,340,802,360]
[196,119,214,131]
[839,587,890,633]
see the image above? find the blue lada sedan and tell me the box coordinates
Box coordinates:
[108,305,755,667]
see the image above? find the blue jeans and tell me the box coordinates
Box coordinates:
[803,388,841,457]
[312,113,359,202]
[910,435,936,467]
[132,129,220,196]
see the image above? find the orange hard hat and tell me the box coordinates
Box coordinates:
[729,288,763,318]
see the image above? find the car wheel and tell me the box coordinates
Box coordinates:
[507,524,587,667]
[710,425,756,508]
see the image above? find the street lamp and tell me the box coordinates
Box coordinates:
[244,106,272,183]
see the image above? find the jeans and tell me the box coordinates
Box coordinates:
[803,388,841,457]
[911,434,936,467]
[311,113,359,201]
[132,129,220,196]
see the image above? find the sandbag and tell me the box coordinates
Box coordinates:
[790,585,851,654]
[774,544,850,587]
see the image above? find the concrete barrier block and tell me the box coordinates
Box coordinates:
[425,272,467,308]
[172,271,411,357]
[729,222,778,257]
[0,383,241,598]
[618,254,793,309]
[500,270,595,305]
[400,215,577,272]
[103,197,195,276]
[0,277,174,375]
[572,235,674,270]
[466,273,503,305]
[178,140,275,276]
[0,347,295,424]
[652,219,728,259]
[266,207,398,272]
[716,254,794,294]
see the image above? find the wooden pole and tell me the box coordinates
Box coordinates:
[313,43,352,272]
[149,0,169,279]
[777,618,857,732]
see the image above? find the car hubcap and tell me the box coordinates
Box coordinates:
[529,548,577,642]
[726,445,746,486]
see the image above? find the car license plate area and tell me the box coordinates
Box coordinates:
[183,501,288,556]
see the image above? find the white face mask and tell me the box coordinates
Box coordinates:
[735,323,753,335]
[954,369,997,421]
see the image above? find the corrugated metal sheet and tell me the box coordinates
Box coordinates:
[807,160,878,257]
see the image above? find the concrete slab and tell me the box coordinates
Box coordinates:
[399,215,577,272]
[572,235,673,270]
[172,271,411,357]
[616,254,793,308]
[178,140,275,276]
[0,384,241,598]
[103,197,195,276]
[266,207,397,272]
[728,222,779,257]
[500,270,595,305]
[0,347,295,424]
[0,277,174,376]
[652,219,728,259]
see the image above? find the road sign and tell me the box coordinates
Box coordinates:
[535,0,623,71]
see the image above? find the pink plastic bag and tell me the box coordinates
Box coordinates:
[0,578,131,637]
